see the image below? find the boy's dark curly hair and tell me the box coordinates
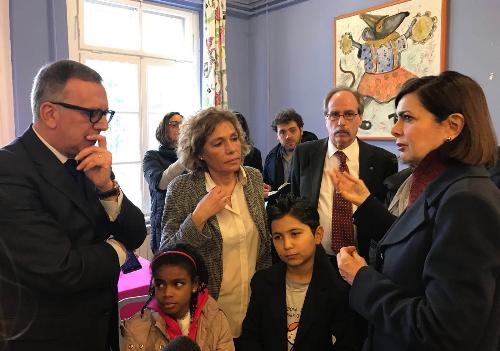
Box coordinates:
[266,194,320,233]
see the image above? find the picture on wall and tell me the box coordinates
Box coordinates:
[334,0,447,139]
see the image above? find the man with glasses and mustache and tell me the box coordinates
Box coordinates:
[0,60,146,350]
[290,87,397,262]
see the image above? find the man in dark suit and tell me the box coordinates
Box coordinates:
[0,60,146,350]
[290,87,397,260]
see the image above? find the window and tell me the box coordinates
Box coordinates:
[67,0,200,214]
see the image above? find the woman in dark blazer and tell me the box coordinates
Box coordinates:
[333,71,500,351]
[143,112,183,253]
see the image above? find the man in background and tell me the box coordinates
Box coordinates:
[263,109,317,191]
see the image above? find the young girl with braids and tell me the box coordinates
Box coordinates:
[121,243,234,351]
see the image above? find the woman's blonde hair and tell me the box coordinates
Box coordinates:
[177,108,250,174]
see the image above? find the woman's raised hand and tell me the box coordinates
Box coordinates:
[192,186,230,231]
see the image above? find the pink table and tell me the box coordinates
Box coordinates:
[118,256,151,319]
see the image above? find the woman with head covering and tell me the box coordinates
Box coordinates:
[144,112,183,253]
[334,71,500,351]
[160,108,272,340]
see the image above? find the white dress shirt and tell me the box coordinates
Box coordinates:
[205,167,259,337]
[317,138,359,255]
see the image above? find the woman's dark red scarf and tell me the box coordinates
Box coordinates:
[408,150,449,207]
[148,288,209,342]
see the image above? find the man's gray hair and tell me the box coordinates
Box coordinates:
[31,60,102,121]
[322,87,364,116]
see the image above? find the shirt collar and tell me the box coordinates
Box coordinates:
[205,166,247,192]
[327,137,359,162]
[32,126,69,164]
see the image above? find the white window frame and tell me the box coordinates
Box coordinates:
[66,0,200,213]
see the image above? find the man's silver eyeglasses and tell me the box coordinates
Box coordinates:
[50,101,115,124]
[325,111,359,121]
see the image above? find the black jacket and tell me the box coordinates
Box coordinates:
[239,246,362,351]
[143,145,177,253]
[351,162,500,351]
[263,143,286,191]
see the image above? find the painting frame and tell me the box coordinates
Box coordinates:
[334,0,448,140]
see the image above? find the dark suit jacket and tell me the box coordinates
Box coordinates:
[290,138,397,258]
[350,162,500,351]
[263,143,286,191]
[0,127,146,351]
[239,246,361,351]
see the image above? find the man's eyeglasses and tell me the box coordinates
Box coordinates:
[325,111,359,121]
[168,121,182,129]
[50,102,115,124]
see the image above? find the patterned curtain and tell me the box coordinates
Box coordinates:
[202,0,228,109]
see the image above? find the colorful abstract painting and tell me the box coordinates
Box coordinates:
[334,0,447,139]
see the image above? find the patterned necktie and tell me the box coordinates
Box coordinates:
[331,151,355,253]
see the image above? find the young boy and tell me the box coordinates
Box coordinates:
[238,195,361,351]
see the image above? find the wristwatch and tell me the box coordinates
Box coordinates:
[96,180,121,199]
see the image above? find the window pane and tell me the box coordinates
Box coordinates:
[84,59,139,112]
[112,163,144,211]
[147,113,162,151]
[146,62,199,150]
[104,112,141,163]
[83,0,140,51]
[143,10,187,58]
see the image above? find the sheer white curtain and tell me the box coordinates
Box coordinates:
[1,0,15,147]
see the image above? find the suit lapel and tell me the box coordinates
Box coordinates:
[293,249,328,346]
[311,139,328,206]
[21,127,97,226]
[380,162,490,248]
[358,139,376,186]
[379,194,426,247]
[265,264,288,350]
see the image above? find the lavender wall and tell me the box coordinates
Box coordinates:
[226,16,251,121]
[10,0,68,135]
[226,0,500,157]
